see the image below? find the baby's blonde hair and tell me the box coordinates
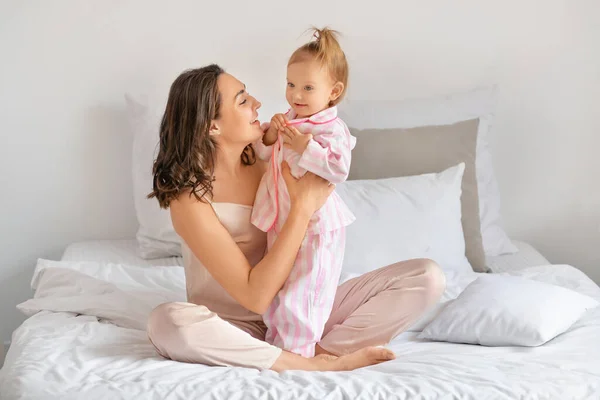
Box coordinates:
[288,27,348,106]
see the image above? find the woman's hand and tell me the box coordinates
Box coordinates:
[281,161,334,217]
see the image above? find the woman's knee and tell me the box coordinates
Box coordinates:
[416,258,446,302]
[147,302,205,358]
[386,258,446,301]
[148,302,176,330]
[147,303,177,355]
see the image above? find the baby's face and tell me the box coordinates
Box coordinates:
[286,59,336,118]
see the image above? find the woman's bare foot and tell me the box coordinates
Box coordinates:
[271,346,395,372]
[327,346,395,371]
[314,353,338,362]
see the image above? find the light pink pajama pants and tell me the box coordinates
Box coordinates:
[147,259,446,370]
[263,229,345,357]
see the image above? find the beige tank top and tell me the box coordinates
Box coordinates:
[181,202,267,322]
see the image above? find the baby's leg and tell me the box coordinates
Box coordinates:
[263,231,345,357]
[310,229,346,345]
[263,233,315,356]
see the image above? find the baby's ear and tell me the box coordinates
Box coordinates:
[330,82,345,102]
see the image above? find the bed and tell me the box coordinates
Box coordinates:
[1,239,599,400]
[3,88,600,398]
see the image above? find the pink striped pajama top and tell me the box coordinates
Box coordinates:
[251,106,356,235]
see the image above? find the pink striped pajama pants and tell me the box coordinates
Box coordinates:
[263,228,345,357]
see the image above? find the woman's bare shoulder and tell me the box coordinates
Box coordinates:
[170,189,209,208]
[169,190,215,229]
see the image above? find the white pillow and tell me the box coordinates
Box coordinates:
[336,163,474,276]
[418,274,599,346]
[338,86,518,257]
[125,94,182,259]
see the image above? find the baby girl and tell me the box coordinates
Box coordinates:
[252,27,356,357]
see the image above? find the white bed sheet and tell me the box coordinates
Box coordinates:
[486,240,550,273]
[1,257,600,399]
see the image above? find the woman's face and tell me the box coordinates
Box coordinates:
[213,73,263,145]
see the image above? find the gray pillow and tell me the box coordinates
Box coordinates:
[348,119,487,272]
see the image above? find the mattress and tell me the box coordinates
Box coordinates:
[1,258,600,399]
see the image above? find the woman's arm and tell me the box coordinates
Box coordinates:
[170,163,333,314]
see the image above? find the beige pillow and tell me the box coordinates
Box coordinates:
[348,119,487,272]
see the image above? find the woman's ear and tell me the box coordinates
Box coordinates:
[209,120,221,136]
[329,82,345,102]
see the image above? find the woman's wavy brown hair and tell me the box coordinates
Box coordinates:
[147,64,255,209]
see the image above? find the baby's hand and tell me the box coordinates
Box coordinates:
[264,113,287,145]
[282,125,313,154]
[270,113,288,132]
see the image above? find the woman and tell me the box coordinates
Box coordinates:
[147,64,446,372]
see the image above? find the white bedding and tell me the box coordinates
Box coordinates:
[1,257,600,399]
[61,238,548,273]
[61,239,183,267]
[486,240,550,273]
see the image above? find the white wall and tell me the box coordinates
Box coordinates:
[1,0,598,344]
